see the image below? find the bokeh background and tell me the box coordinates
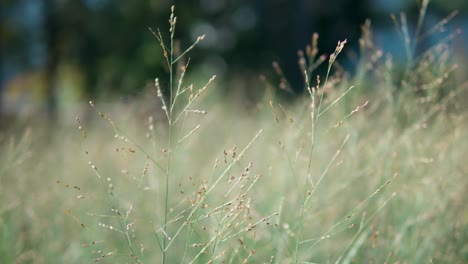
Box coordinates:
[1,1,468,263]
[1,0,467,122]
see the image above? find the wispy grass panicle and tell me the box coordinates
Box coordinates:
[151,5,215,263]
[293,39,349,263]
[386,1,463,127]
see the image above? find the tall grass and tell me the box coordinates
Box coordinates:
[1,2,467,264]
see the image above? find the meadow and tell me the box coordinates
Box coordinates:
[1,5,467,264]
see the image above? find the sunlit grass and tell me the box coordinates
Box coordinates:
[1,81,466,263]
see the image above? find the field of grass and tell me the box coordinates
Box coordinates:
[1,5,467,264]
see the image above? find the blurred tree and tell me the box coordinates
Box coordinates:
[0,0,465,123]
[0,0,21,118]
[43,0,60,121]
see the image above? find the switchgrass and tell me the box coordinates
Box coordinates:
[1,3,467,264]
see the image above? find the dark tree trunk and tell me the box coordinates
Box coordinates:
[0,2,5,123]
[43,0,60,122]
[0,44,4,123]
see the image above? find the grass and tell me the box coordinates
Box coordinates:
[1,3,467,264]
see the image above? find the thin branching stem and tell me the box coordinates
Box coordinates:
[293,40,347,263]
[162,6,176,264]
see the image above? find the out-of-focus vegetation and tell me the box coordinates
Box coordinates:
[1,0,467,122]
[1,1,467,263]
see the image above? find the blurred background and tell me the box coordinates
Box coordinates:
[1,2,467,263]
[1,0,467,124]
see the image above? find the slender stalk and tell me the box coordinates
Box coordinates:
[414,0,429,45]
[293,40,347,262]
[293,82,317,263]
[162,6,176,264]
